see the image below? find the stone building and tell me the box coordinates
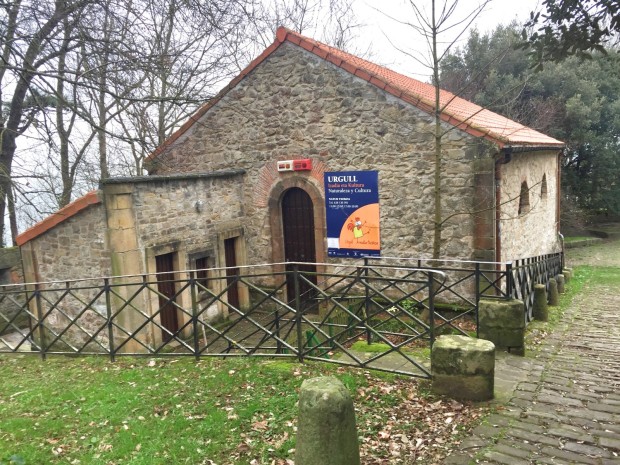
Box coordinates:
[0,247,26,336]
[15,28,564,347]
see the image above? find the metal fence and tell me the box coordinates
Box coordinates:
[0,253,563,378]
[506,252,564,321]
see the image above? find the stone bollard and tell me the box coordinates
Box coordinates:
[478,298,525,355]
[562,268,572,283]
[533,284,548,321]
[431,335,495,401]
[548,278,559,306]
[556,274,566,294]
[296,377,360,465]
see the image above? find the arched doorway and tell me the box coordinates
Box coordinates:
[281,188,318,312]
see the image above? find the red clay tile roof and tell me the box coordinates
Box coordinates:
[286,30,565,148]
[147,27,563,164]
[16,191,101,246]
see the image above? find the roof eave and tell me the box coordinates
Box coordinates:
[16,191,101,246]
[501,144,565,153]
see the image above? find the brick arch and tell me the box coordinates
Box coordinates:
[268,176,326,269]
[255,159,326,208]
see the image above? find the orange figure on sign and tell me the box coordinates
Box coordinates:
[339,204,380,250]
[347,217,367,239]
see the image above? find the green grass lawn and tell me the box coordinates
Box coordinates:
[0,357,322,464]
[0,354,487,465]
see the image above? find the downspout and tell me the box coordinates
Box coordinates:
[557,149,564,266]
[495,147,512,264]
[495,161,502,264]
[556,149,562,235]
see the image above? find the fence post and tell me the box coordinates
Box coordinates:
[34,284,46,361]
[428,272,435,348]
[275,307,282,354]
[363,257,371,345]
[474,263,480,338]
[506,262,514,299]
[189,271,200,360]
[104,278,115,362]
[294,265,304,363]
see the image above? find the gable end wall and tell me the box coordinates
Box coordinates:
[500,150,561,260]
[149,42,496,261]
[20,203,110,284]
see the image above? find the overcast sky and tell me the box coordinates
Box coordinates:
[351,0,543,79]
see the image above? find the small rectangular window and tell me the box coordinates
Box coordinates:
[194,256,213,290]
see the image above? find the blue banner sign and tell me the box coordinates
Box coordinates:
[324,171,381,258]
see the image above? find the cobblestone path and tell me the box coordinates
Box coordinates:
[446,269,620,464]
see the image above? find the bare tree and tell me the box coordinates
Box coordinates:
[106,0,363,176]
[108,0,249,175]
[5,0,362,237]
[0,0,95,245]
[386,0,491,259]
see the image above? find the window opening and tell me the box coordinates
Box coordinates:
[518,181,530,215]
[195,256,212,290]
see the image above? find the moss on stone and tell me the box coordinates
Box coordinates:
[478,299,525,352]
[432,373,494,401]
[432,335,495,376]
[296,376,360,465]
[548,278,559,306]
[532,284,548,322]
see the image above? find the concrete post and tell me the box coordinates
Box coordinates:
[478,299,525,355]
[431,335,495,401]
[548,278,559,306]
[533,284,548,321]
[296,377,360,465]
[556,274,566,294]
[562,268,572,283]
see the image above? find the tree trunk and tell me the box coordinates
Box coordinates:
[431,0,442,260]
[0,132,18,247]
[58,19,72,208]
[7,186,18,246]
[97,8,111,181]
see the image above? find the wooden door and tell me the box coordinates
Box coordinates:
[281,188,318,311]
[155,253,178,342]
[224,238,240,309]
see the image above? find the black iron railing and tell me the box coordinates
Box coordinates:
[0,253,563,377]
[506,252,563,321]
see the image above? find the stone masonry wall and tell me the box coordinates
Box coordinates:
[19,203,112,350]
[0,247,26,333]
[149,42,495,263]
[129,173,245,262]
[500,151,561,260]
[21,203,110,282]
